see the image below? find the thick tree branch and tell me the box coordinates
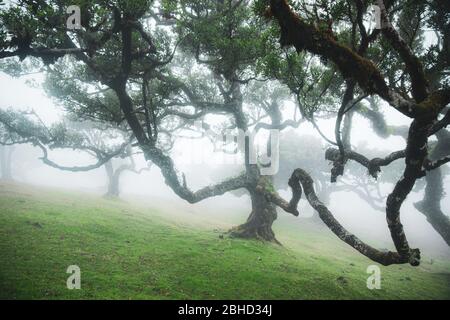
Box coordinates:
[376,0,428,102]
[384,119,433,266]
[288,168,415,266]
[145,145,248,203]
[325,147,405,179]
[0,47,86,61]
[268,0,449,118]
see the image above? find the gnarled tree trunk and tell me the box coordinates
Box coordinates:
[104,160,128,198]
[229,182,278,242]
[228,97,283,242]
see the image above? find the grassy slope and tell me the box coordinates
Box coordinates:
[0,182,449,300]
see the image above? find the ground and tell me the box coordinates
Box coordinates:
[0,182,449,299]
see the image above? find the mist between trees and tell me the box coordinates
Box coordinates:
[0,0,449,266]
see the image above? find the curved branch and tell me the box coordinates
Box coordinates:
[254,119,303,132]
[384,119,432,266]
[325,147,405,179]
[145,145,248,203]
[264,180,300,217]
[36,142,128,172]
[424,156,450,171]
[429,108,450,136]
[288,168,416,266]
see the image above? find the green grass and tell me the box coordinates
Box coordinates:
[0,182,449,300]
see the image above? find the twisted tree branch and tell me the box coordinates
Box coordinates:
[288,168,416,266]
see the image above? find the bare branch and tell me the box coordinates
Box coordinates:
[325,147,405,179]
[287,168,416,266]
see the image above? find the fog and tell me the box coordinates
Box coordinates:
[1,71,449,260]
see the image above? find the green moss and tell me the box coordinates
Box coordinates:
[262,178,276,193]
[417,90,449,116]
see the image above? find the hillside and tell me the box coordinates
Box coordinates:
[0,182,449,299]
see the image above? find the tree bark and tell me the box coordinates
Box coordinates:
[289,168,414,266]
[229,181,278,243]
[384,119,431,266]
[228,99,284,243]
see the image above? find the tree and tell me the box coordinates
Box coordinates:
[103,147,151,198]
[0,108,132,187]
[0,0,449,266]
[1,0,301,242]
[266,0,450,265]
[59,120,150,199]
[0,145,14,180]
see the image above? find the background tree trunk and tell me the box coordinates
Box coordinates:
[414,130,450,246]
[414,167,450,246]
[104,160,125,198]
[105,172,121,198]
[0,146,14,181]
